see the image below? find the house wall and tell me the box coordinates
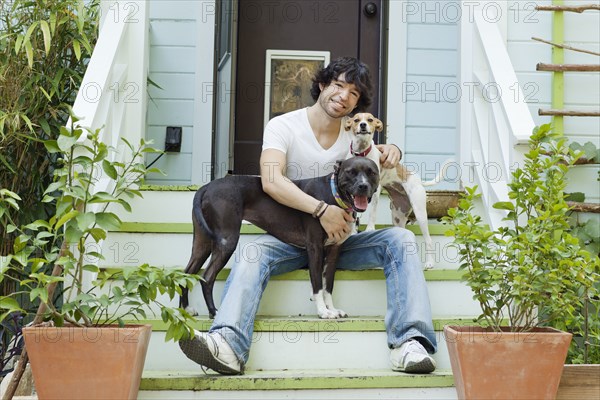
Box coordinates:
[145,0,462,186]
[145,1,214,186]
[386,0,460,189]
[143,1,597,193]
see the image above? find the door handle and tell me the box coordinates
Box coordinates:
[364,2,377,17]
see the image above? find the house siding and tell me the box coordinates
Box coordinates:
[145,1,200,185]
[143,1,597,194]
[397,0,460,188]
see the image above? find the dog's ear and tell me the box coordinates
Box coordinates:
[374,118,384,132]
[334,159,343,173]
[343,118,353,132]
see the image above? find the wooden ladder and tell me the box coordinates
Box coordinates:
[532,2,600,126]
[533,2,600,216]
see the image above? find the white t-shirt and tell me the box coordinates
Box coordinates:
[262,108,351,180]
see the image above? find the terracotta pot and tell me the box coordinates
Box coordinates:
[444,325,572,400]
[425,190,461,218]
[23,324,151,400]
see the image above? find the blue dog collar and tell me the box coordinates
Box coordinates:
[330,174,353,213]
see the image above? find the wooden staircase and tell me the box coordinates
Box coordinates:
[101,187,476,399]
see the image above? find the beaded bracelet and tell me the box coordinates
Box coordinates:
[317,204,329,219]
[312,200,326,218]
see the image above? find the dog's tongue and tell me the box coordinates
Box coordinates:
[353,195,368,211]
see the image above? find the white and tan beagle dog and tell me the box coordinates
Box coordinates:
[345,113,449,270]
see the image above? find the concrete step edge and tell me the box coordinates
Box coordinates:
[128,316,481,332]
[100,267,465,282]
[111,222,451,235]
[140,369,454,391]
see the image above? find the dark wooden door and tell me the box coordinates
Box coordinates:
[233,0,383,174]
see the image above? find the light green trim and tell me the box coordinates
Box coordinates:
[551,0,565,135]
[267,268,463,282]
[140,369,454,391]
[124,317,481,333]
[99,267,464,282]
[113,222,451,235]
[139,184,461,199]
[140,185,200,191]
[223,268,464,282]
[423,269,464,281]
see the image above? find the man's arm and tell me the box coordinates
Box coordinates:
[260,148,353,242]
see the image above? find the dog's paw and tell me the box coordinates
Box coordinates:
[318,309,340,319]
[185,305,200,316]
[423,262,434,270]
[331,308,348,318]
[319,308,348,319]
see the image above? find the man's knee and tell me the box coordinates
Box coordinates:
[388,227,417,244]
[385,227,420,262]
[230,240,274,282]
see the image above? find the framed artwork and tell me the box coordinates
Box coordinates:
[264,49,330,126]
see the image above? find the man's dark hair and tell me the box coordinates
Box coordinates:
[310,57,373,113]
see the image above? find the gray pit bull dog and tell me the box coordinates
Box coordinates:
[180,156,380,319]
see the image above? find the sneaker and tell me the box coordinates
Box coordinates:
[390,339,436,373]
[178,330,242,375]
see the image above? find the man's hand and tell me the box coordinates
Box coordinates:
[376,144,402,169]
[319,206,354,243]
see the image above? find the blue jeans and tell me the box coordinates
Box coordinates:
[210,227,437,364]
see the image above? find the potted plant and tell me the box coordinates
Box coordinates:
[442,124,599,399]
[554,142,600,398]
[0,116,197,400]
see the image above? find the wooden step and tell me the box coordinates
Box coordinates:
[138,316,486,372]
[100,267,465,282]
[98,268,474,318]
[109,189,462,224]
[130,316,482,333]
[111,222,451,235]
[100,226,459,270]
[140,369,455,391]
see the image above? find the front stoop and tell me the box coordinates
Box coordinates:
[10,370,456,400]
[102,189,468,399]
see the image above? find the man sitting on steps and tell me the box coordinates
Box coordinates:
[178,56,438,375]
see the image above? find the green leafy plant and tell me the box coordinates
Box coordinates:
[565,160,600,258]
[570,141,600,164]
[1,0,99,244]
[563,142,600,363]
[563,204,600,364]
[0,2,101,350]
[550,281,600,364]
[0,116,197,341]
[443,125,600,341]
[570,216,600,257]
